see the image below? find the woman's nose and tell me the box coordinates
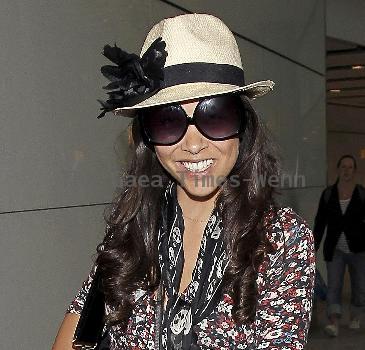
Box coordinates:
[180,124,208,154]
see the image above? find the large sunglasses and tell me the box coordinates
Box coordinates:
[139,94,247,146]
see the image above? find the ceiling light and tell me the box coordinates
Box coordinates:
[352,65,365,70]
[329,89,341,93]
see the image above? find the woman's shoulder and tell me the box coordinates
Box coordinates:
[263,206,313,255]
[257,206,315,282]
[356,184,365,196]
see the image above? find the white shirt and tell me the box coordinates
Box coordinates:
[336,198,351,253]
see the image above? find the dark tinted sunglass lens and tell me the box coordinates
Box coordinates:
[141,105,186,145]
[195,96,243,139]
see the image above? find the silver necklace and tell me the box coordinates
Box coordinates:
[182,214,210,223]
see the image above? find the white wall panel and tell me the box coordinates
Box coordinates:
[0,206,105,350]
[327,0,365,46]
[168,0,325,73]
[236,37,326,188]
[0,0,183,213]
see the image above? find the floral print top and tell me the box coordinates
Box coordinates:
[67,207,316,349]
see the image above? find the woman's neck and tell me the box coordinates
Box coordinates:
[337,180,356,199]
[337,179,356,189]
[176,185,219,222]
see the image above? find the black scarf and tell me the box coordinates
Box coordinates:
[157,181,229,349]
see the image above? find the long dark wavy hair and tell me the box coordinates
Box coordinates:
[96,95,280,329]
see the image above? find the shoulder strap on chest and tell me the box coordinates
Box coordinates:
[356,184,365,203]
[323,186,333,206]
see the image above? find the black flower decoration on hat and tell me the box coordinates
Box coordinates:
[97,37,167,118]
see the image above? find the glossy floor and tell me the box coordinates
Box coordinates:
[307,300,365,350]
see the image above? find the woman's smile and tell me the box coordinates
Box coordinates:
[154,99,239,197]
[180,159,214,172]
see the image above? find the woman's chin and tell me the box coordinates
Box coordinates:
[178,177,222,199]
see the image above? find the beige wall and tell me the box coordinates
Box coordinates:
[327,105,365,186]
[327,0,365,46]
[0,1,326,348]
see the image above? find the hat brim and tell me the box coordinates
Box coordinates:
[113,80,275,117]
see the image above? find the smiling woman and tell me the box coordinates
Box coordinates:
[153,98,241,199]
[52,13,315,350]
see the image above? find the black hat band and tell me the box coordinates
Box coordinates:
[162,63,246,88]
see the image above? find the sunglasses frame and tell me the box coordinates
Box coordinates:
[139,94,247,146]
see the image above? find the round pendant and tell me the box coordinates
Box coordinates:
[170,308,192,335]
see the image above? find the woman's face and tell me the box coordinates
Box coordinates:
[154,100,240,198]
[338,157,356,182]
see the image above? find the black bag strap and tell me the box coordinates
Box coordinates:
[323,186,333,206]
[356,184,365,203]
[72,266,107,349]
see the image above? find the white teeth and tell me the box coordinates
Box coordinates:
[181,159,214,172]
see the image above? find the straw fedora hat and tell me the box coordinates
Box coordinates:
[97,13,275,118]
